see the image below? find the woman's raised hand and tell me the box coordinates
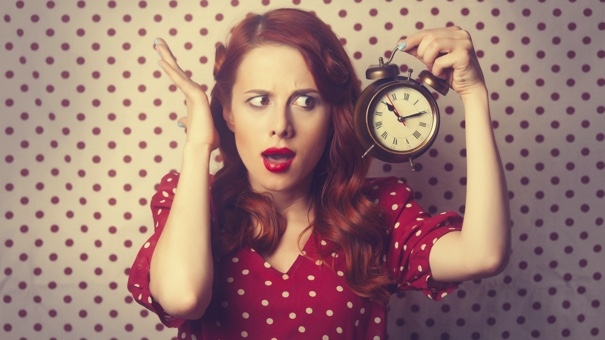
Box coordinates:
[154,38,220,150]
[399,26,486,98]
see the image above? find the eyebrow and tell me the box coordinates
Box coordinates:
[243,88,321,96]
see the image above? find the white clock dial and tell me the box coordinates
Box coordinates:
[369,86,435,153]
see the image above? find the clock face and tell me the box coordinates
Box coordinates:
[368,85,438,154]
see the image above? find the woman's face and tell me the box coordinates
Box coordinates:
[223,44,332,197]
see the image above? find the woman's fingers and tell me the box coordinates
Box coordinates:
[154,38,184,73]
[398,27,485,94]
[154,38,207,104]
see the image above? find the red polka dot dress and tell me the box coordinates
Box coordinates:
[128,172,462,339]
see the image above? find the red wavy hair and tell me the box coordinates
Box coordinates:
[210,8,392,302]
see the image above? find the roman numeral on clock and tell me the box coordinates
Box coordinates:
[413,130,422,139]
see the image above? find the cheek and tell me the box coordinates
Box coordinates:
[306,117,332,158]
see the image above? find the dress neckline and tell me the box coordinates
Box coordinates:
[245,232,317,276]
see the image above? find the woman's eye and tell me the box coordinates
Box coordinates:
[248,96,270,107]
[293,95,317,110]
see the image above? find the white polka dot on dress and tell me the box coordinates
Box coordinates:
[391,204,398,210]
[282,291,290,298]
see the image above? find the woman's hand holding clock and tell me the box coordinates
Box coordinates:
[398,26,487,98]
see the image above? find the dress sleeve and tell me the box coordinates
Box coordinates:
[127,171,186,328]
[365,177,463,301]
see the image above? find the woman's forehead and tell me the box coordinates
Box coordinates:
[234,45,318,92]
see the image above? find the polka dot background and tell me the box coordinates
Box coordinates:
[1,0,603,339]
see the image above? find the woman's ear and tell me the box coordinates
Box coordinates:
[222,107,235,132]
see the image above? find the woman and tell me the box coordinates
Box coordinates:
[128,8,510,339]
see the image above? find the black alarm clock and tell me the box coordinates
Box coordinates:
[354,45,449,170]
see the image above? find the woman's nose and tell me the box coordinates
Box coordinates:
[270,107,294,138]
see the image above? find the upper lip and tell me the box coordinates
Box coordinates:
[262,147,295,157]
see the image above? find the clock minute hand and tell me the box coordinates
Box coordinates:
[400,110,427,119]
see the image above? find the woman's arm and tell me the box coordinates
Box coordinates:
[148,38,219,319]
[400,27,511,282]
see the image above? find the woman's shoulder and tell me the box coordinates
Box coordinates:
[153,171,215,191]
[362,176,414,202]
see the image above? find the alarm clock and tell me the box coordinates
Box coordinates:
[354,45,449,170]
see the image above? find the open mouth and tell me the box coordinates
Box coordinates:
[262,148,295,172]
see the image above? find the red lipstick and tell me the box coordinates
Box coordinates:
[262,147,295,173]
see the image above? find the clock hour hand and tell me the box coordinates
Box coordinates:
[382,99,407,125]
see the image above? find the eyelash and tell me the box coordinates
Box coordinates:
[247,95,318,110]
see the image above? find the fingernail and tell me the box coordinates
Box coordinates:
[177,122,185,128]
[396,41,407,51]
[154,38,159,46]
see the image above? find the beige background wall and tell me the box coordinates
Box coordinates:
[1,0,603,339]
